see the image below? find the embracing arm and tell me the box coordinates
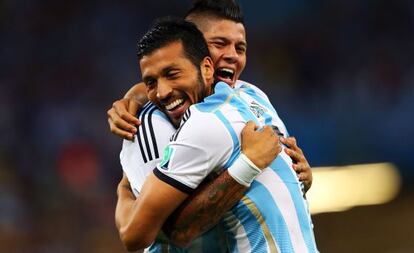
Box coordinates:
[163,122,281,247]
[107,82,148,140]
[163,170,245,247]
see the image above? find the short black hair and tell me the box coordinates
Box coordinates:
[186,0,244,24]
[137,17,210,67]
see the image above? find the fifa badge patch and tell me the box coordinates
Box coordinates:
[249,101,267,118]
[160,145,174,170]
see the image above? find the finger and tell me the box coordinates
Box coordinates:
[120,112,140,129]
[262,125,276,136]
[284,148,302,163]
[108,118,135,140]
[114,104,140,130]
[128,100,142,126]
[297,172,310,183]
[281,136,297,148]
[110,113,137,135]
[297,173,306,181]
[292,163,302,173]
[244,121,259,132]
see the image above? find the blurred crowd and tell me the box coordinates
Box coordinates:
[1,0,413,252]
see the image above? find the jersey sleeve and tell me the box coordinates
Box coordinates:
[153,109,234,194]
[120,109,175,195]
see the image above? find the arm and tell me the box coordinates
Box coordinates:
[107,82,148,140]
[281,136,313,192]
[116,172,188,251]
[163,122,281,247]
[116,120,279,250]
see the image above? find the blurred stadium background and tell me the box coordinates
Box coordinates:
[1,0,413,252]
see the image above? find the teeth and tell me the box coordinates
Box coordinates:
[219,68,234,74]
[165,99,184,110]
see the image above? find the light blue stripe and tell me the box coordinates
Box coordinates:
[232,201,268,253]
[153,109,170,121]
[228,95,261,126]
[270,158,318,252]
[195,82,233,113]
[245,181,296,253]
[215,111,240,169]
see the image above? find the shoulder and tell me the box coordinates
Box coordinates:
[120,102,175,171]
[120,103,175,193]
[170,106,230,144]
[236,80,270,101]
[134,102,176,161]
[137,102,171,124]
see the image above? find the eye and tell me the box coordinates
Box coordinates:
[211,41,225,48]
[145,78,156,88]
[236,44,247,54]
[166,70,180,79]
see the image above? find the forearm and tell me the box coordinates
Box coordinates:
[162,170,247,247]
[116,173,188,251]
[115,180,135,232]
[124,82,148,105]
[115,176,154,251]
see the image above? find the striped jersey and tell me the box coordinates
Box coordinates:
[119,102,228,253]
[154,81,319,253]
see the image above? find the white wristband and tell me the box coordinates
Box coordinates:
[228,153,262,187]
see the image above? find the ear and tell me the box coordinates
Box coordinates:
[200,56,214,86]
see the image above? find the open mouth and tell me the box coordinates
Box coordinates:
[163,97,190,124]
[165,98,185,111]
[215,68,235,83]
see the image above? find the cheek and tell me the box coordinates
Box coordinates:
[147,89,157,102]
[208,48,221,64]
[238,56,247,71]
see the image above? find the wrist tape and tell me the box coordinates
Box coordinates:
[228,153,262,187]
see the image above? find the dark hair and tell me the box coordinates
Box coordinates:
[136,17,210,68]
[185,0,244,24]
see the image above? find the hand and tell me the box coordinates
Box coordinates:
[281,136,313,192]
[107,98,141,140]
[241,121,282,169]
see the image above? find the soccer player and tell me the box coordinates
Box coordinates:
[117,17,318,252]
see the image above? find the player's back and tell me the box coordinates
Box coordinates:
[193,81,318,253]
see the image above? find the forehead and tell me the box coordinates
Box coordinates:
[199,18,246,43]
[140,42,192,76]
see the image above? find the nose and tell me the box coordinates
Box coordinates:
[156,80,173,101]
[223,45,238,63]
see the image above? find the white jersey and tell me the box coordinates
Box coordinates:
[120,102,228,253]
[154,81,319,253]
[120,102,175,196]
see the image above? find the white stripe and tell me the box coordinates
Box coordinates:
[222,211,252,253]
[256,168,309,253]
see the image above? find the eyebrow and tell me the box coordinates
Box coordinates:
[161,65,181,75]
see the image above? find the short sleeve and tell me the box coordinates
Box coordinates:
[153,109,234,194]
[120,109,175,195]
